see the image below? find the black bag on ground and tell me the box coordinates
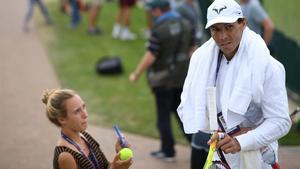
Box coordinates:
[96,56,123,75]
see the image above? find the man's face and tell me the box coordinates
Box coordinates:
[151,7,162,18]
[209,18,246,57]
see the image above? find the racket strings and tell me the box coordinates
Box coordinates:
[210,161,228,169]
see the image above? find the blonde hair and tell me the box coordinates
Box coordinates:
[42,89,76,127]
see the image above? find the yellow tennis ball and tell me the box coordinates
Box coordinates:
[120,148,133,160]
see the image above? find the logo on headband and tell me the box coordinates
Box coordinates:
[212,5,227,14]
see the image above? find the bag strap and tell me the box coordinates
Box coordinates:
[214,50,231,168]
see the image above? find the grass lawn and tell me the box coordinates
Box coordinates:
[264,0,300,42]
[37,0,300,145]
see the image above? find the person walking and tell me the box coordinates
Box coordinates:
[129,0,195,162]
[23,0,52,31]
[177,0,291,168]
[42,89,133,169]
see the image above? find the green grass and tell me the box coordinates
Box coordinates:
[264,0,300,42]
[38,1,300,145]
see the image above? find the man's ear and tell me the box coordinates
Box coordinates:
[242,17,247,27]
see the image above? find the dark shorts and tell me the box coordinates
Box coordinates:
[119,0,136,7]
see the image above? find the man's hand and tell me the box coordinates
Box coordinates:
[129,72,139,83]
[217,134,241,154]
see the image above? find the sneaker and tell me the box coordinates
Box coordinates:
[87,27,102,35]
[120,29,136,40]
[150,151,176,163]
[163,156,176,163]
[112,24,121,38]
[150,151,166,158]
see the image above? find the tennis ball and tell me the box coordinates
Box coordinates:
[120,148,133,160]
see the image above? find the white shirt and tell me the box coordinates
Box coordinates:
[215,55,286,168]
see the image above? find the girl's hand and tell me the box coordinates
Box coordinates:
[109,152,133,169]
[115,135,131,153]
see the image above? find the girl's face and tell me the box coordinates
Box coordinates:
[61,95,88,132]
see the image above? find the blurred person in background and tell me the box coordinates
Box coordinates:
[141,0,183,39]
[68,0,81,28]
[87,0,103,35]
[23,0,52,32]
[112,0,137,40]
[61,0,103,35]
[190,131,210,169]
[176,0,205,47]
[240,0,274,47]
[60,0,71,14]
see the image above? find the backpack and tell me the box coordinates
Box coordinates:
[95,56,123,75]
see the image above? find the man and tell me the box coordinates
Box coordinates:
[240,0,274,46]
[129,0,194,162]
[142,0,179,39]
[177,0,291,168]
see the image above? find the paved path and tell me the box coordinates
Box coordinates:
[0,0,299,169]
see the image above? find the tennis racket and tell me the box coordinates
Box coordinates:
[203,135,217,169]
[204,133,230,169]
[209,161,230,169]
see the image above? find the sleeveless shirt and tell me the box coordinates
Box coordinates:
[53,131,109,169]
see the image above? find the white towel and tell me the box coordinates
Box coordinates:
[177,27,271,134]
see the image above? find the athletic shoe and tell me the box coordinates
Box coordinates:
[112,24,121,38]
[119,29,136,40]
[87,27,102,35]
[150,151,176,163]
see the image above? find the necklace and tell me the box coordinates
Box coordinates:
[61,131,99,169]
